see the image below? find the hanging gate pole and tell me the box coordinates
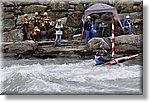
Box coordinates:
[112,18,115,57]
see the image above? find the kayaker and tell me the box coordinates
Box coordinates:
[95,46,108,65]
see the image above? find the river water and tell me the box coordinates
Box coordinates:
[0,55,143,95]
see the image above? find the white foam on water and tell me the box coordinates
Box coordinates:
[0,59,142,94]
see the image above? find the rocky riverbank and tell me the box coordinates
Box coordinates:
[1,0,143,58]
[1,34,143,58]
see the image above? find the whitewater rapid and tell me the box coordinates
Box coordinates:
[0,57,142,95]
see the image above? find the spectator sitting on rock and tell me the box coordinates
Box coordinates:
[123,15,132,34]
[21,14,29,41]
[31,26,41,42]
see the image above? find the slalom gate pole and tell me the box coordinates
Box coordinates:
[112,18,115,58]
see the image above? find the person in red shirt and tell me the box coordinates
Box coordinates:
[21,14,29,41]
[31,26,41,41]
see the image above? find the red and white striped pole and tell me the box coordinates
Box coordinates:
[112,18,115,58]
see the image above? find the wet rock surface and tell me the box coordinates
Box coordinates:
[22,5,47,14]
[2,34,142,58]
[3,29,24,42]
[115,34,142,53]
[88,37,111,50]
[51,2,70,11]
[3,19,15,32]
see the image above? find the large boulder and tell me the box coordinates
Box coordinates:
[120,4,134,13]
[3,19,15,31]
[51,2,70,11]
[88,37,111,50]
[115,34,142,53]
[2,7,14,12]
[118,12,143,20]
[63,26,82,39]
[66,13,83,28]
[2,41,36,54]
[48,12,68,19]
[2,12,15,19]
[3,29,24,42]
[75,4,85,11]
[133,2,143,12]
[63,26,75,39]
[22,5,47,14]
[1,1,14,6]
[114,1,134,13]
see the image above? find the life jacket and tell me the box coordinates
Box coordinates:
[84,20,92,31]
[41,17,51,28]
[44,17,51,24]
[33,16,41,23]
[32,29,40,36]
[95,55,105,65]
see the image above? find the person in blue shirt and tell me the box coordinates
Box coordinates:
[91,20,97,37]
[84,16,92,45]
[95,46,108,65]
[123,15,132,34]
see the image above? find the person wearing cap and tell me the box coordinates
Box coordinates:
[42,12,52,40]
[21,14,29,41]
[31,12,41,29]
[83,16,92,45]
[123,15,132,34]
[54,19,64,47]
[31,26,41,41]
[95,45,108,65]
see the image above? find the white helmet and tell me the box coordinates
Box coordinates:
[126,15,130,19]
[57,19,61,22]
[87,16,91,19]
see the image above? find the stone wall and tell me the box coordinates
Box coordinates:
[1,0,143,42]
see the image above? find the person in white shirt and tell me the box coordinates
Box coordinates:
[54,19,63,47]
